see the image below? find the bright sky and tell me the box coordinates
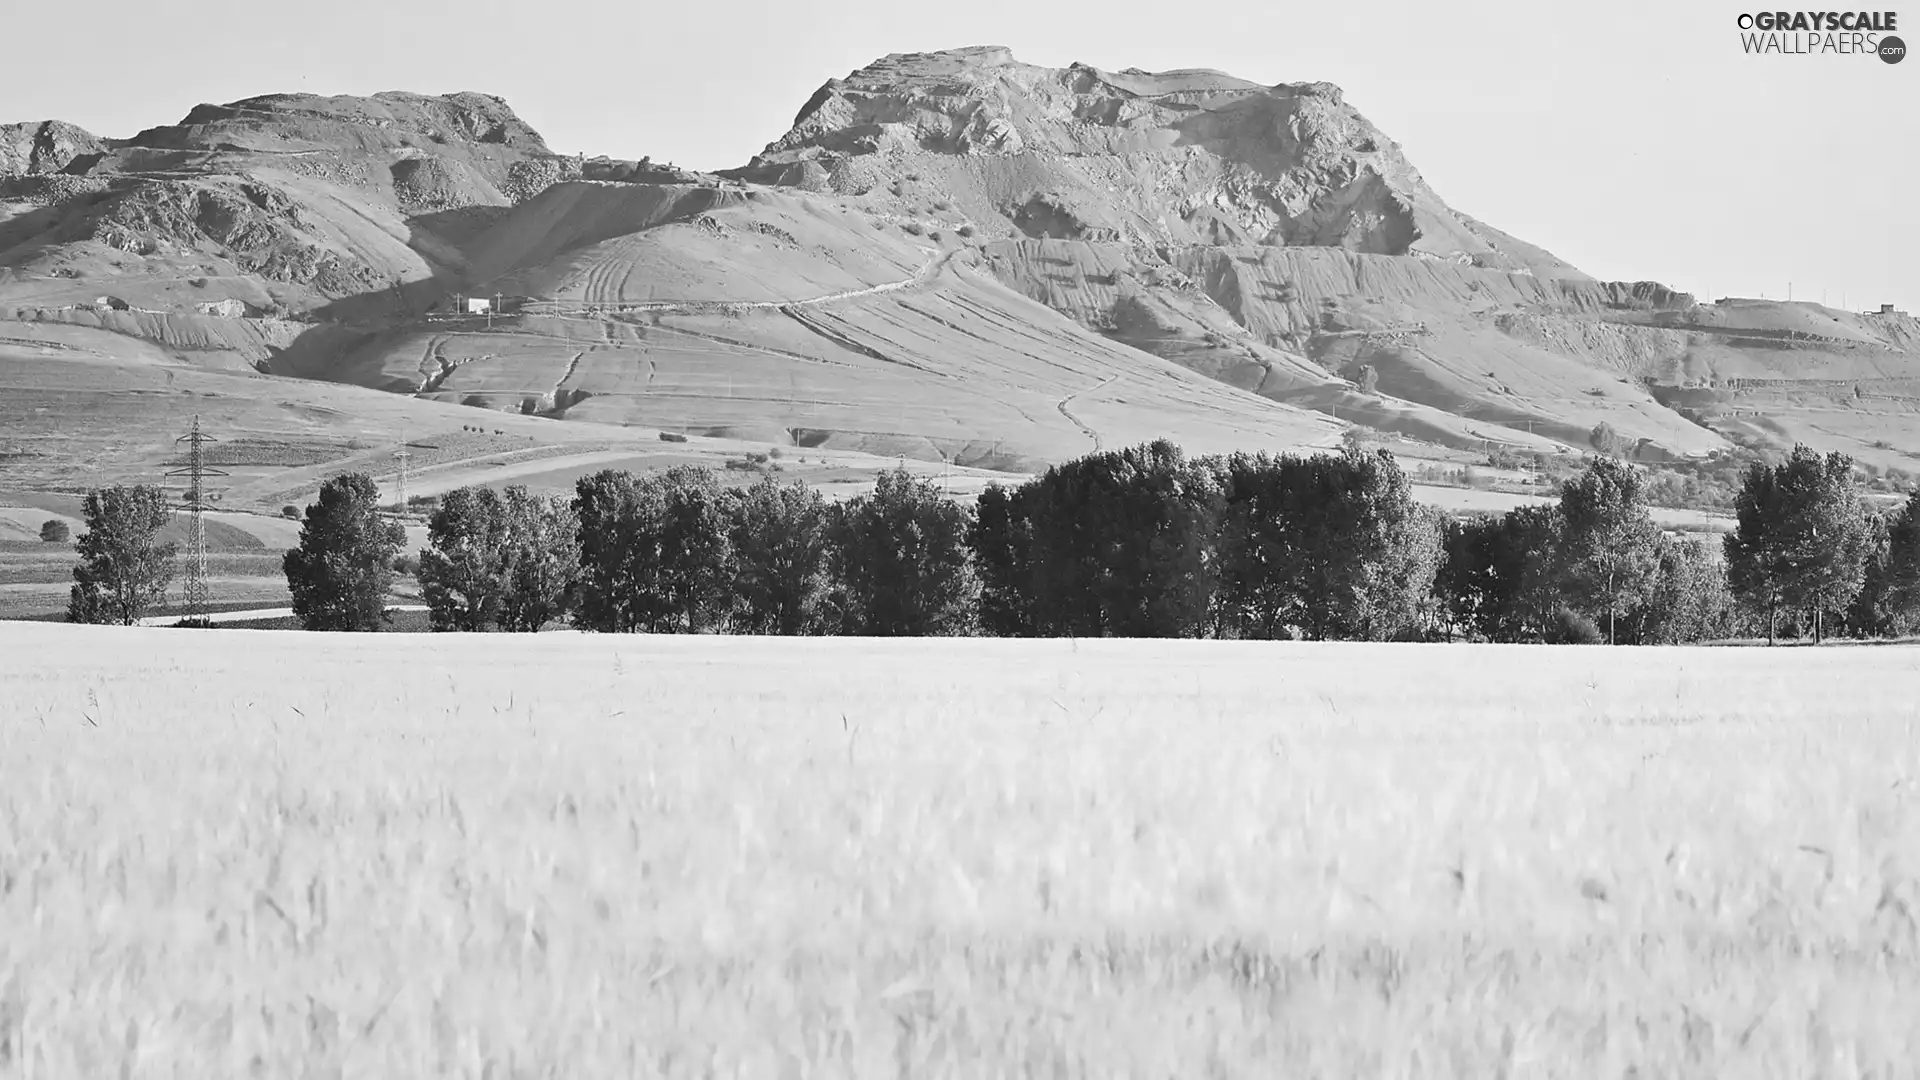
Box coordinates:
[4,0,1913,309]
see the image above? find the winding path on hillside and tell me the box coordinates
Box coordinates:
[1056,375,1120,451]
[521,248,957,319]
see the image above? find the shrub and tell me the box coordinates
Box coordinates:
[902,221,924,236]
[769,447,784,459]
[1543,607,1605,644]
[39,519,70,543]
[659,432,689,443]
[956,223,976,238]
[281,505,300,519]
[392,554,419,576]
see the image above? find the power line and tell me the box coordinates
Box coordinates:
[164,416,226,624]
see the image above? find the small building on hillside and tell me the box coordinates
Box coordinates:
[1870,303,1909,318]
[92,295,129,312]
[466,297,492,315]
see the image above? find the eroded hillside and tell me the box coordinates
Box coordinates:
[3,51,1918,489]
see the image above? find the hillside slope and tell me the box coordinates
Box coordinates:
[4,56,1920,494]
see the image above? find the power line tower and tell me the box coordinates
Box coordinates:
[392,447,413,513]
[165,416,226,624]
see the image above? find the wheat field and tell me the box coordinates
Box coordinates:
[2,625,1919,1077]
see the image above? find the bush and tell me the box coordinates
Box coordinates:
[392,554,419,576]
[902,221,924,236]
[1543,607,1606,644]
[956,223,976,238]
[659,432,688,443]
[39,519,70,543]
[281,505,300,519]
[769,447,784,459]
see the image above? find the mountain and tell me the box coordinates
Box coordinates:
[5,49,1920,511]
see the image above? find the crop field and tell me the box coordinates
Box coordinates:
[3,627,1919,1075]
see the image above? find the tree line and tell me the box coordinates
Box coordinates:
[57,440,1920,644]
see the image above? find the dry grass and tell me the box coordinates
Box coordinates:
[2,628,1919,1076]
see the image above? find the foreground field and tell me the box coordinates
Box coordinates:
[3,629,1919,1075]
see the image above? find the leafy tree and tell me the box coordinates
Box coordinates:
[571,469,649,633]
[1877,494,1920,636]
[1588,423,1626,458]
[66,485,176,625]
[283,473,406,631]
[967,481,1035,636]
[826,467,976,636]
[1841,510,1897,638]
[728,474,830,635]
[498,486,580,632]
[39,519,70,543]
[1620,535,1736,644]
[1020,441,1221,638]
[1558,457,1662,644]
[1436,506,1563,642]
[418,486,512,631]
[569,467,733,633]
[1214,447,1438,640]
[1723,445,1870,643]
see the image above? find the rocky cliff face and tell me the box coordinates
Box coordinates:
[734,46,1586,280]
[0,92,585,312]
[0,120,107,176]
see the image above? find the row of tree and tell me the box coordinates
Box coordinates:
[62,440,1920,644]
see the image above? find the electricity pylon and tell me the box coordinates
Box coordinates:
[165,416,226,623]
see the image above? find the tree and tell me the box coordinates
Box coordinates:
[498,486,580,633]
[1589,423,1626,458]
[1214,447,1439,640]
[1558,457,1662,644]
[283,473,406,631]
[1620,535,1736,644]
[728,474,831,635]
[418,486,512,631]
[826,467,976,636]
[66,485,176,625]
[967,481,1035,636]
[39,519,70,543]
[1436,506,1563,642]
[569,467,733,634]
[1878,494,1920,636]
[1723,445,1871,644]
[1019,441,1221,638]
[571,469,649,633]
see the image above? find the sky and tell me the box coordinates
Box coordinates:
[3,0,1914,309]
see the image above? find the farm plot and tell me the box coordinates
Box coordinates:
[2,629,1919,1075]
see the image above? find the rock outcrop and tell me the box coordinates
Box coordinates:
[732,46,1587,279]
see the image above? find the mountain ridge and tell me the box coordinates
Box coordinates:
[5,48,1920,506]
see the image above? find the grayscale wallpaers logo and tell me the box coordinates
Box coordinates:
[1736,10,1903,59]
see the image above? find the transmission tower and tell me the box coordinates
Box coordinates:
[392,447,413,512]
[165,416,226,623]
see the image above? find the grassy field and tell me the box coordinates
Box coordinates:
[3,628,1919,1075]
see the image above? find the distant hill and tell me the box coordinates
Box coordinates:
[5,49,1920,507]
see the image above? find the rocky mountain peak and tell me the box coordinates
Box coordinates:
[736,46,1584,278]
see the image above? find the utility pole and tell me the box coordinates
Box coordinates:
[165,416,226,624]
